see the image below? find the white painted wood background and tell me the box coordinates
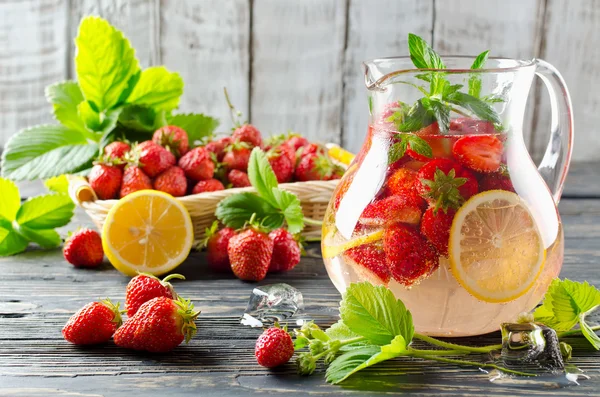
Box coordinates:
[1,0,598,162]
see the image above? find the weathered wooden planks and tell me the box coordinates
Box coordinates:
[250,0,347,144]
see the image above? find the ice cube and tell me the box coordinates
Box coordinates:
[241,283,304,327]
[501,322,564,371]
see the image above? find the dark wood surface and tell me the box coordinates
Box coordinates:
[2,166,600,396]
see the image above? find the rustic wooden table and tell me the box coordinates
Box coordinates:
[1,163,599,396]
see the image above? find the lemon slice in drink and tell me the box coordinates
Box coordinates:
[102,190,194,276]
[322,229,384,259]
[449,190,546,303]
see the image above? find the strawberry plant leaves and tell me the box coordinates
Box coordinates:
[0,225,29,257]
[13,226,61,249]
[118,105,161,133]
[168,113,220,147]
[446,91,501,124]
[44,175,70,194]
[325,320,368,352]
[0,178,20,223]
[45,81,88,134]
[326,335,407,384]
[1,125,99,181]
[16,194,75,230]
[580,316,600,350]
[126,66,184,112]
[248,148,279,207]
[340,282,414,346]
[215,192,282,230]
[78,101,123,135]
[271,188,304,234]
[75,17,140,111]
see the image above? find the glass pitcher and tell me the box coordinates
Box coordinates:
[322,56,573,336]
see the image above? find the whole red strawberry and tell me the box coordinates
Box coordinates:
[125,273,185,317]
[63,228,104,268]
[255,325,294,368]
[153,166,187,197]
[120,166,152,198]
[114,297,199,353]
[228,169,251,187]
[416,159,478,212]
[294,152,334,181]
[204,222,236,272]
[268,149,294,183]
[268,229,301,272]
[88,163,122,200]
[344,243,390,285]
[192,178,225,194]
[387,168,418,196]
[104,141,130,164]
[284,134,309,152]
[178,146,215,181]
[228,227,274,281]
[205,136,233,160]
[277,143,297,166]
[135,141,176,178]
[420,207,456,256]
[153,126,189,157]
[222,143,252,171]
[232,124,262,148]
[383,224,439,286]
[62,299,122,345]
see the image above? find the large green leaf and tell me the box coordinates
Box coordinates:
[0,178,20,222]
[247,148,278,207]
[1,125,98,181]
[75,16,140,111]
[215,192,282,230]
[14,226,61,249]
[169,113,219,146]
[271,187,304,234]
[16,194,75,229]
[0,225,28,256]
[118,105,159,132]
[126,66,184,111]
[45,81,89,135]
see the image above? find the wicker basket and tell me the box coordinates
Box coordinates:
[68,176,338,243]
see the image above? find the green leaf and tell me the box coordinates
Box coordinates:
[406,135,433,159]
[429,98,451,133]
[0,225,29,256]
[580,315,600,350]
[44,175,69,194]
[468,50,489,98]
[325,320,368,351]
[326,335,406,384]
[535,279,600,332]
[45,81,88,134]
[396,99,436,132]
[14,226,61,249]
[340,282,414,346]
[387,140,407,165]
[126,66,184,112]
[407,33,445,69]
[0,178,20,223]
[78,101,122,134]
[446,91,501,124]
[470,50,489,70]
[168,113,220,146]
[271,188,304,234]
[1,125,99,181]
[118,105,159,132]
[247,148,279,206]
[16,194,75,229]
[75,16,140,111]
[215,192,281,230]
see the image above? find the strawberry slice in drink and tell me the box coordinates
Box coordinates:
[343,243,390,285]
[359,195,422,227]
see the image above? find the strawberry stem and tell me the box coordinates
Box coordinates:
[413,333,502,353]
[413,355,536,377]
[303,218,323,226]
[162,274,185,283]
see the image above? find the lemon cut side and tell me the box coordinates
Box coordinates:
[102,190,194,276]
[449,190,546,303]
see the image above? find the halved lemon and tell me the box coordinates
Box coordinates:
[326,143,355,165]
[102,190,194,276]
[449,190,546,303]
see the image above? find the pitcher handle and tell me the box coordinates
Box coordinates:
[534,59,574,203]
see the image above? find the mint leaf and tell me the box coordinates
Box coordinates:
[119,105,160,132]
[75,16,140,111]
[44,175,70,194]
[16,194,75,229]
[1,125,99,181]
[14,226,61,249]
[446,92,501,124]
[271,188,304,234]
[169,113,219,146]
[408,33,445,69]
[429,98,450,133]
[406,135,432,159]
[387,140,407,164]
[45,81,88,134]
[469,50,489,98]
[215,192,282,230]
[0,225,28,257]
[247,148,278,206]
[126,66,184,112]
[396,99,436,132]
[0,178,20,223]
[326,335,406,384]
[340,282,414,346]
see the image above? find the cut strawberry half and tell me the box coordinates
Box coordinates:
[344,243,390,285]
[452,135,503,173]
[359,195,422,227]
